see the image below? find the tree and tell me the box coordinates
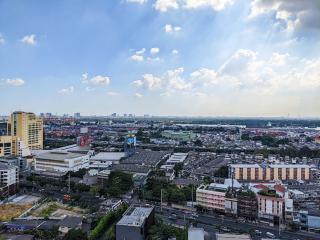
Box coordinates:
[105,171,133,197]
[214,165,229,178]
[173,163,183,178]
[194,139,203,147]
[63,229,88,240]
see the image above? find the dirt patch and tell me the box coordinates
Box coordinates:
[0,204,32,221]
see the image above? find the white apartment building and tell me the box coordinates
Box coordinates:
[34,151,89,172]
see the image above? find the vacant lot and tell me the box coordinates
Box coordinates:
[0,203,32,221]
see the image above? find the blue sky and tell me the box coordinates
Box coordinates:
[1,0,320,117]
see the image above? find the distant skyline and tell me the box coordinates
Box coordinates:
[1,0,320,117]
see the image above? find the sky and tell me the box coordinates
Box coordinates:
[0,0,320,117]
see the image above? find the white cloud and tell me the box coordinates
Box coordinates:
[220,49,258,75]
[21,34,37,46]
[5,78,25,86]
[150,47,160,55]
[135,93,143,98]
[58,86,74,94]
[249,0,320,31]
[89,75,111,85]
[107,91,120,96]
[82,74,111,86]
[131,54,144,62]
[135,48,146,55]
[134,67,191,94]
[0,34,5,45]
[127,0,147,4]
[183,0,233,11]
[165,24,181,33]
[155,0,233,12]
[270,52,289,66]
[154,0,179,12]
[172,49,179,54]
[133,74,162,90]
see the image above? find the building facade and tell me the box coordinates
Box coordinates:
[229,164,310,181]
[34,151,89,172]
[10,111,43,153]
[237,190,258,220]
[196,183,228,212]
[0,136,12,157]
[116,206,155,240]
[0,162,19,198]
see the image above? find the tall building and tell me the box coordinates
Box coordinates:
[9,111,43,153]
[229,164,311,181]
[0,136,12,157]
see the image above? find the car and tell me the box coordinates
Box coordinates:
[221,227,231,232]
[255,230,262,235]
[266,232,275,238]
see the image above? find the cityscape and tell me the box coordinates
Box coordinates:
[1,1,320,240]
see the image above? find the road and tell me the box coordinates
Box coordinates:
[155,206,320,240]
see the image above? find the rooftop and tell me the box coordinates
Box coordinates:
[36,151,86,161]
[91,152,126,161]
[117,206,153,227]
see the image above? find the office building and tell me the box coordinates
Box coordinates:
[229,164,310,181]
[34,151,89,173]
[196,183,229,212]
[0,162,19,198]
[116,206,155,240]
[0,136,12,156]
[9,111,43,153]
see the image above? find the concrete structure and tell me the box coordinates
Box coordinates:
[90,152,126,169]
[34,151,89,172]
[188,227,205,240]
[196,183,228,212]
[116,206,155,240]
[0,136,12,156]
[250,184,286,224]
[0,162,19,198]
[166,152,188,165]
[9,111,43,153]
[229,164,310,181]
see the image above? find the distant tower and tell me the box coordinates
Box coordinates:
[124,132,136,156]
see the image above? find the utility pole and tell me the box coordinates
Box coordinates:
[160,189,163,212]
[68,172,71,194]
[278,217,281,237]
[191,185,194,207]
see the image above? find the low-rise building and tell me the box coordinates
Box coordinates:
[34,151,89,172]
[90,152,126,169]
[196,183,228,212]
[229,164,310,181]
[116,206,155,240]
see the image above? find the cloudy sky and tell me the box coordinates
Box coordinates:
[1,0,320,117]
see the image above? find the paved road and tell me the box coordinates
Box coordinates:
[155,206,320,240]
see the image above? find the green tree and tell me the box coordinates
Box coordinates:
[63,229,88,240]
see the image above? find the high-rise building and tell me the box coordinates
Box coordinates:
[9,111,43,153]
[0,136,12,157]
